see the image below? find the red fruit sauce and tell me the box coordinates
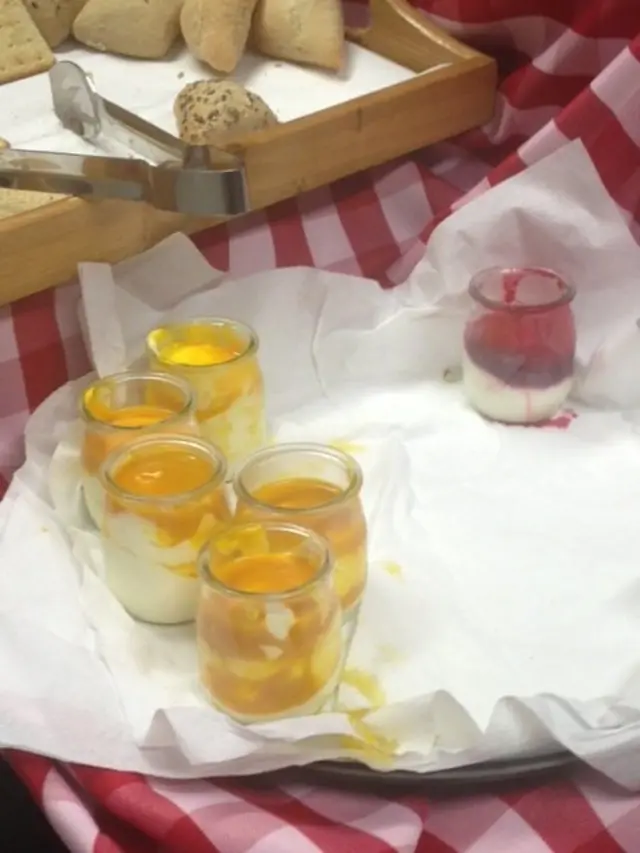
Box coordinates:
[465,269,576,390]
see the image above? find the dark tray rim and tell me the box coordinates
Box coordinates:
[257,749,577,793]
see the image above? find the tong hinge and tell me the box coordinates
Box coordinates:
[0,61,250,217]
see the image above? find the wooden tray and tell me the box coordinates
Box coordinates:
[0,0,496,307]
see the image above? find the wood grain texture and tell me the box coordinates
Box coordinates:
[0,0,496,307]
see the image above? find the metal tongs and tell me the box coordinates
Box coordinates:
[0,62,249,217]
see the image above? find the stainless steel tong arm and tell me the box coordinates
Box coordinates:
[0,61,250,217]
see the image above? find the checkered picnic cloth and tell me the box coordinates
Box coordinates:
[3,0,640,850]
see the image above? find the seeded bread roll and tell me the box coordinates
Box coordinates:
[23,0,87,48]
[252,0,345,72]
[180,0,259,74]
[73,0,183,59]
[174,80,278,147]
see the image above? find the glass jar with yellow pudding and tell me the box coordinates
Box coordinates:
[80,372,197,528]
[234,444,368,616]
[100,434,231,625]
[146,318,267,474]
[197,522,343,722]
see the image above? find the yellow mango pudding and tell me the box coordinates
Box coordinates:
[234,444,368,615]
[100,434,231,625]
[146,319,267,474]
[80,372,197,528]
[197,522,343,722]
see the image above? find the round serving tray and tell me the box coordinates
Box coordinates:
[261,750,577,794]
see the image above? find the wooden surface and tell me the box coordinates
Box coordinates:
[0,0,496,307]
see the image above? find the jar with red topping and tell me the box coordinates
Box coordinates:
[462,267,576,424]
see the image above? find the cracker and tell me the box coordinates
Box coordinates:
[0,0,55,84]
[0,188,63,220]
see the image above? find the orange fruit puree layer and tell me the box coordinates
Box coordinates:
[112,448,215,497]
[253,478,343,509]
[213,553,317,594]
[158,342,242,367]
[107,405,177,428]
[81,404,184,475]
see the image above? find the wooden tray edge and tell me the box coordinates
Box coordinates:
[0,0,497,306]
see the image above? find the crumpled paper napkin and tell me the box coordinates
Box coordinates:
[4,140,640,786]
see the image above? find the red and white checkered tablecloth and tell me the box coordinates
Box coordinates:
[4,0,640,850]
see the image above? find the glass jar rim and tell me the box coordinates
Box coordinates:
[100,433,227,506]
[233,442,364,513]
[146,317,259,370]
[468,266,575,312]
[199,521,333,601]
[80,370,195,430]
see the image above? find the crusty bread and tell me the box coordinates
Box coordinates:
[252,0,345,72]
[174,80,278,147]
[23,0,88,48]
[180,0,259,74]
[73,0,183,59]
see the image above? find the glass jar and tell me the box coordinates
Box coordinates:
[146,318,267,474]
[100,434,231,625]
[197,522,343,722]
[80,371,197,528]
[234,443,367,615]
[462,267,576,424]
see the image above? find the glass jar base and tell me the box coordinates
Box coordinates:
[202,663,343,724]
[462,354,573,425]
[104,541,200,625]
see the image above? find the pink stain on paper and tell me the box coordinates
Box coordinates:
[533,409,578,430]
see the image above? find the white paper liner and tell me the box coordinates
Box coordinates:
[4,142,640,786]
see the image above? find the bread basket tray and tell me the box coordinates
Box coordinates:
[0,0,496,307]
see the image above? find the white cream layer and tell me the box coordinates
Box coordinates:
[103,514,200,625]
[198,390,267,475]
[82,472,106,530]
[462,351,573,424]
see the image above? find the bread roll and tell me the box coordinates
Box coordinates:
[73,0,183,59]
[174,80,278,147]
[23,0,87,48]
[180,0,259,74]
[252,0,344,72]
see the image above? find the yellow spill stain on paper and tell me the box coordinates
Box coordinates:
[382,561,403,580]
[377,643,403,665]
[343,712,399,763]
[338,668,398,765]
[341,668,386,707]
[329,438,366,456]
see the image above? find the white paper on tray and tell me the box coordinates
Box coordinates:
[0,43,418,159]
[5,140,640,787]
